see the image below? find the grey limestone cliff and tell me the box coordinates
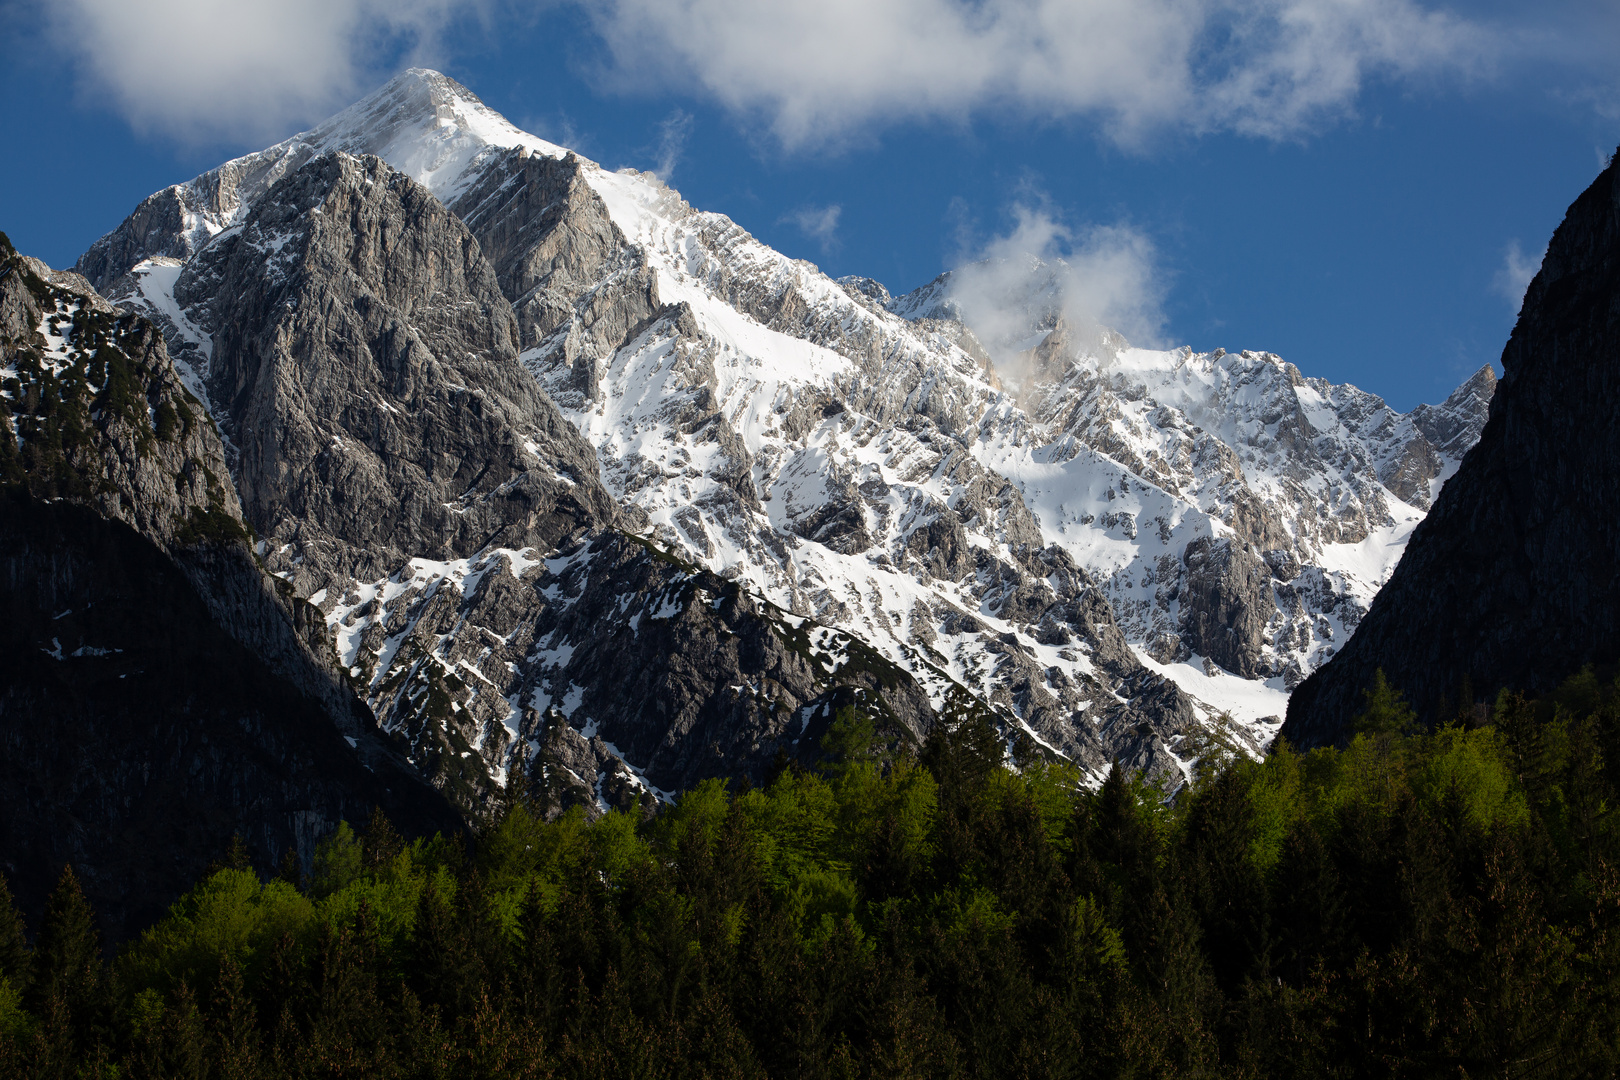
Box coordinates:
[176,152,621,578]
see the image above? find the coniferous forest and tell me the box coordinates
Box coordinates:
[4,672,1620,1079]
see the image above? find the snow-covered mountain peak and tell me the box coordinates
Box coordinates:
[287,67,568,203]
[76,70,570,292]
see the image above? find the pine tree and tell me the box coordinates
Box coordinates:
[30,866,98,1009]
[32,989,80,1080]
[158,982,209,1080]
[306,922,386,1072]
[408,879,479,1020]
[224,833,251,872]
[29,863,105,1061]
[274,846,303,892]
[0,872,30,993]
[258,930,308,1064]
[493,739,536,827]
[362,806,404,875]
[1180,765,1270,992]
[210,952,259,1080]
[1353,669,1420,737]
[1270,820,1347,984]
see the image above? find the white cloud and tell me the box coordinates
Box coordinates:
[1492,240,1545,312]
[783,204,843,251]
[583,0,1500,148]
[946,202,1166,370]
[39,0,477,142]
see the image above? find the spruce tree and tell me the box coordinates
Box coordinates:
[1180,765,1269,991]
[408,879,479,1020]
[0,872,30,994]
[274,846,303,892]
[1270,820,1347,983]
[158,982,209,1080]
[224,834,251,873]
[1353,669,1420,736]
[29,863,104,1058]
[362,807,404,876]
[210,953,259,1080]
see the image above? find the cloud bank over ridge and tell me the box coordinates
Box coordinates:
[35,0,1514,148]
[584,0,1496,148]
[948,203,1167,369]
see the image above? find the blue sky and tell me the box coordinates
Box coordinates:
[3,0,1618,411]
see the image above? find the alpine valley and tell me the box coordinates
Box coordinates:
[1,71,1496,915]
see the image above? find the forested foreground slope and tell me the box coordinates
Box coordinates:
[3,671,1620,1078]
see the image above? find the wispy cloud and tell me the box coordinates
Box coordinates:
[522,108,590,155]
[782,204,843,252]
[35,0,483,143]
[1492,240,1545,312]
[946,200,1166,371]
[29,1,1618,154]
[651,108,694,181]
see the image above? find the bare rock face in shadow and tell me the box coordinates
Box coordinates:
[1285,151,1620,747]
[0,236,459,941]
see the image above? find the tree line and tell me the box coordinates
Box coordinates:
[3,669,1620,1078]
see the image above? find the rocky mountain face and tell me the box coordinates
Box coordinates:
[895,275,1497,689]
[1284,151,1620,747]
[0,234,459,937]
[73,69,1491,807]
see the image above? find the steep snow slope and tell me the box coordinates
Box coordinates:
[83,69,1492,800]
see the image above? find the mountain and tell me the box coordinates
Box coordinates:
[884,267,1496,688]
[69,69,1491,805]
[1283,150,1620,746]
[0,234,460,938]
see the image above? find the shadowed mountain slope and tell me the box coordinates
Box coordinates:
[0,235,459,939]
[1285,150,1620,747]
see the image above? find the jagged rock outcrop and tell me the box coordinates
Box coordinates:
[1178,536,1277,679]
[176,152,620,576]
[956,302,1494,690]
[0,236,459,938]
[0,234,360,728]
[447,148,660,354]
[1283,151,1620,747]
[1408,365,1497,459]
[532,534,943,790]
[166,150,634,805]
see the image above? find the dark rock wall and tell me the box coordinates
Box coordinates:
[0,494,459,941]
[522,532,942,797]
[1284,152,1620,747]
[0,237,460,938]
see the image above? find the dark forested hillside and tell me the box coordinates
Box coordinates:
[4,675,1619,1078]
